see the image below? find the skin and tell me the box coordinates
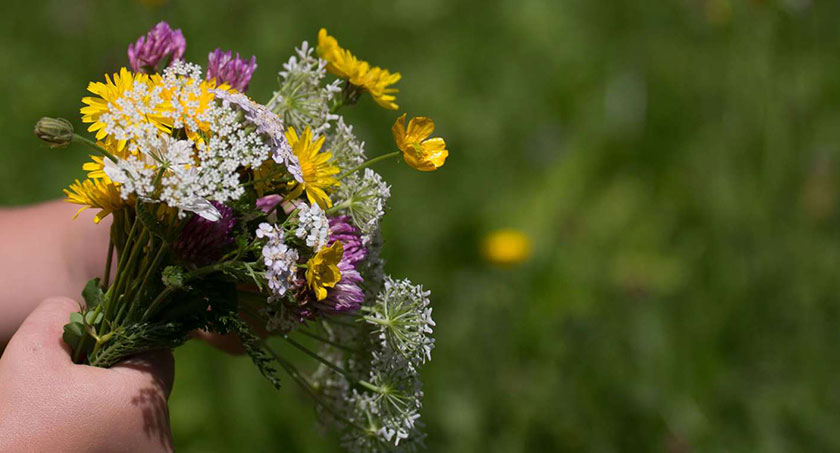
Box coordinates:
[0,201,110,348]
[0,298,174,452]
[0,201,243,352]
[0,201,176,451]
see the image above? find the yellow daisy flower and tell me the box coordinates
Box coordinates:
[64,177,124,224]
[317,28,401,110]
[306,241,344,301]
[152,74,231,143]
[391,113,449,171]
[82,155,107,179]
[80,141,128,180]
[285,126,340,209]
[80,67,170,151]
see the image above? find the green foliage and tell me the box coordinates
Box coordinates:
[61,314,85,352]
[81,277,103,307]
[136,201,177,241]
[161,265,185,289]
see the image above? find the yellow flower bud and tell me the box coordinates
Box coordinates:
[34,117,74,149]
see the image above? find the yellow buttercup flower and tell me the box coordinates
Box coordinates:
[285,126,340,209]
[317,28,401,110]
[64,177,124,224]
[391,113,449,171]
[80,67,169,151]
[306,241,344,301]
[482,229,532,266]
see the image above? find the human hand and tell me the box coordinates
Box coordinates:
[0,298,174,453]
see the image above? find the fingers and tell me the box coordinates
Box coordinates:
[2,297,80,365]
[193,330,246,355]
[192,311,268,356]
[111,349,175,399]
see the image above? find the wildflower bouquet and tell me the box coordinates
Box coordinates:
[34,22,446,451]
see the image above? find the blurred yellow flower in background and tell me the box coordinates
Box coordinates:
[317,28,401,110]
[482,229,532,266]
[392,113,449,171]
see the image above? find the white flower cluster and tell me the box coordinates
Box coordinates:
[334,169,391,242]
[256,223,299,300]
[268,41,340,134]
[328,116,367,170]
[294,202,329,249]
[312,277,434,451]
[365,278,435,371]
[213,89,303,183]
[103,62,274,220]
[97,78,165,144]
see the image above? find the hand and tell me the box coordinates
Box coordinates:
[0,298,175,453]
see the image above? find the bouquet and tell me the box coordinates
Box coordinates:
[34,22,447,451]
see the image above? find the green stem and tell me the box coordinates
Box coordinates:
[242,169,288,188]
[72,134,117,162]
[141,286,176,321]
[325,199,351,215]
[102,239,114,288]
[265,90,281,110]
[282,336,350,378]
[337,151,401,181]
[298,330,360,353]
[358,380,384,394]
[101,216,139,324]
[262,340,367,432]
[122,238,168,324]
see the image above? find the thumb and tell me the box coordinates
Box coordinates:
[2,297,80,365]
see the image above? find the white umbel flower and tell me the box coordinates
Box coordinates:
[294,202,330,249]
[267,41,340,135]
[334,169,391,243]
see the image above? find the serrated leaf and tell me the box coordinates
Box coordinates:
[224,315,282,390]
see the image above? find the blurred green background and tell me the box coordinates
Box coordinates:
[3,0,840,451]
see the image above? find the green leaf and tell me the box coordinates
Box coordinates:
[84,310,103,326]
[220,314,282,390]
[62,321,84,351]
[81,278,103,307]
[69,312,83,324]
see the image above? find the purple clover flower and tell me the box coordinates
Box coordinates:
[128,22,186,73]
[207,48,257,93]
[317,216,367,313]
[172,202,236,265]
